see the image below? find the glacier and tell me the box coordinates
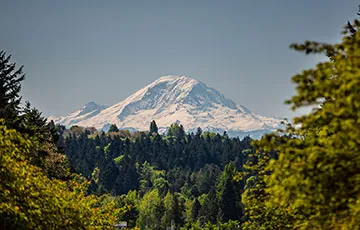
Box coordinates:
[48,75,285,139]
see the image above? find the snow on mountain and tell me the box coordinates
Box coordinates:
[48,101,108,127]
[48,76,285,139]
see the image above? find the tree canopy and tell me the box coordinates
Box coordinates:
[244,18,360,229]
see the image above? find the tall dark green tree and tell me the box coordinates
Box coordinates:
[218,162,242,222]
[20,102,51,167]
[219,178,239,221]
[0,51,25,129]
[199,188,218,224]
[191,198,201,222]
[21,101,49,141]
[149,120,158,134]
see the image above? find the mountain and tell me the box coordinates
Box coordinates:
[48,101,108,127]
[48,76,285,139]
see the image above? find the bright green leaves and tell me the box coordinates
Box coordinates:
[0,122,118,229]
[249,19,360,229]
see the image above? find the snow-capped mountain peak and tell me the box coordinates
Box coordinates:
[49,76,285,139]
[48,101,108,127]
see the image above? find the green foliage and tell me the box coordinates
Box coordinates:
[0,51,125,228]
[0,51,24,129]
[63,122,254,227]
[199,189,218,224]
[217,162,242,222]
[161,192,175,228]
[167,123,185,138]
[137,189,163,230]
[240,153,292,229]
[114,190,139,228]
[0,122,117,229]
[191,198,201,222]
[181,220,240,230]
[138,161,166,195]
[108,124,119,133]
[250,19,360,229]
[43,146,72,180]
[153,177,169,197]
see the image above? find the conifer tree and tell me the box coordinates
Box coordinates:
[0,51,25,129]
[191,198,201,222]
[219,177,238,222]
[108,124,119,132]
[199,188,218,224]
[218,162,242,222]
[149,120,158,134]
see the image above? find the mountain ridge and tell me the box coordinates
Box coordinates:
[48,75,285,139]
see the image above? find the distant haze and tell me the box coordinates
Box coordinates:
[1,0,358,118]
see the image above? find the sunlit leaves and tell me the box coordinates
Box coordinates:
[252,19,360,229]
[0,122,118,229]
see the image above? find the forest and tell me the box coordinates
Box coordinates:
[1,13,360,230]
[61,122,252,228]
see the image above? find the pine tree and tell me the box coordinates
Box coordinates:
[0,51,25,129]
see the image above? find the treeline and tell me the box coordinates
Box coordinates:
[63,123,252,194]
[61,16,360,229]
[2,13,360,230]
[60,122,252,228]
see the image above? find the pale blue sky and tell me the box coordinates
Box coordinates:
[1,0,358,118]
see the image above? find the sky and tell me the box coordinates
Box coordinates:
[1,0,358,118]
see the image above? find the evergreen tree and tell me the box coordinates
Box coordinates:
[99,160,118,192]
[191,198,201,222]
[108,124,119,132]
[172,192,185,227]
[149,120,158,134]
[195,127,202,138]
[0,51,25,129]
[167,123,185,138]
[121,164,139,194]
[218,162,242,222]
[20,101,49,140]
[218,177,238,222]
[199,189,218,224]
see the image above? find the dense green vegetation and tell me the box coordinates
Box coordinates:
[1,13,360,230]
[240,18,360,229]
[0,51,120,229]
[62,123,249,228]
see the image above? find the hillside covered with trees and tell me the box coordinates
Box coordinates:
[61,122,251,228]
[1,12,360,230]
